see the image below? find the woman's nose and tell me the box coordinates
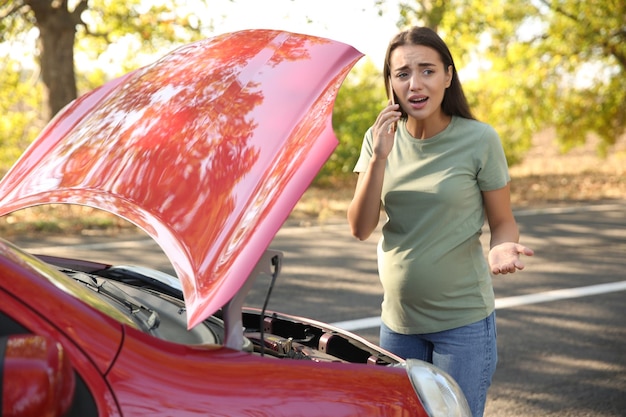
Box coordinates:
[409,75,422,91]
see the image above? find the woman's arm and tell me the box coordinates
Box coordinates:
[483,184,534,274]
[347,160,386,240]
[347,102,400,241]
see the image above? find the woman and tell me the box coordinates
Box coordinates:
[347,26,534,417]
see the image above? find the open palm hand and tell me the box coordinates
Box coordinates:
[488,242,534,275]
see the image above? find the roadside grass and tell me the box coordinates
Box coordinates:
[507,130,626,208]
[293,130,626,224]
[1,130,624,235]
[0,205,129,238]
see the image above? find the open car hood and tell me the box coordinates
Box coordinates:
[0,30,362,328]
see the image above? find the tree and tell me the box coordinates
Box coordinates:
[388,0,625,161]
[317,60,387,186]
[0,57,45,171]
[0,0,214,121]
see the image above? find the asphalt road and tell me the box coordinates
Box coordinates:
[17,200,626,417]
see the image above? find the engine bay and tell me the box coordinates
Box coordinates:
[37,254,400,367]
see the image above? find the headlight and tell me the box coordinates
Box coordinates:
[405,359,472,417]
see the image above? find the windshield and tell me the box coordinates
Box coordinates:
[0,239,139,327]
[3,239,224,344]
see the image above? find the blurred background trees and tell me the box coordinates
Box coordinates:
[0,0,211,171]
[1,0,211,118]
[392,0,625,162]
[1,0,624,184]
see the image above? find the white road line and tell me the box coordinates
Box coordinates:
[494,281,626,309]
[23,201,625,335]
[331,281,626,332]
[331,316,382,331]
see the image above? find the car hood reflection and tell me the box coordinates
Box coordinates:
[0,29,362,328]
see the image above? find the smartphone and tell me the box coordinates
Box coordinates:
[388,77,397,133]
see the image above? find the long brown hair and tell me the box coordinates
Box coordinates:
[383,27,475,120]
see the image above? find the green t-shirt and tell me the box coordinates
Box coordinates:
[354,116,510,334]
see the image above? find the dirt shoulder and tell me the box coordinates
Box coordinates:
[291,130,626,226]
[290,172,626,227]
[1,130,624,234]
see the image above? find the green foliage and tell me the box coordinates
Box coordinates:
[0,58,45,174]
[76,0,212,77]
[2,0,622,183]
[0,0,215,174]
[316,59,387,186]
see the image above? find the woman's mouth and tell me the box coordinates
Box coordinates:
[408,95,428,108]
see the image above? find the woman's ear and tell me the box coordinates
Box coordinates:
[445,65,453,88]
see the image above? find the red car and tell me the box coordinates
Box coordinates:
[0,30,470,417]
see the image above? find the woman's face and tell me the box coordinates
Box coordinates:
[389,44,452,124]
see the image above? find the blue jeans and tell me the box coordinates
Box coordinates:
[380,312,497,417]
